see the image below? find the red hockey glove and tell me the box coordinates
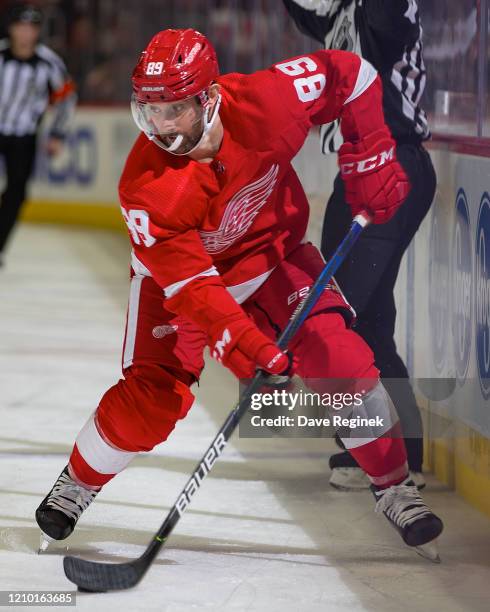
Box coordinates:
[164,276,289,380]
[339,129,410,224]
[210,317,289,380]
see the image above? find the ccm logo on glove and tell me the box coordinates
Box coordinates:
[210,320,289,379]
[340,147,394,175]
[266,351,286,370]
[212,328,231,362]
[338,129,410,225]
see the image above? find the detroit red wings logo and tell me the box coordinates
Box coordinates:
[199,164,279,254]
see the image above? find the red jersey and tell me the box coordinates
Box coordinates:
[119,50,380,304]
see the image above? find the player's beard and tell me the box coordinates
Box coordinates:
[159,109,204,155]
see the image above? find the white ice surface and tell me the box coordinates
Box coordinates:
[0,225,490,612]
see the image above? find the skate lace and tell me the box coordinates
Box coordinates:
[375,484,431,528]
[46,472,97,521]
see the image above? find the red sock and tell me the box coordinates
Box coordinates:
[348,425,408,489]
[69,444,115,490]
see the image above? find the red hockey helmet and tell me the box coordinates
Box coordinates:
[132,29,219,103]
[131,29,221,155]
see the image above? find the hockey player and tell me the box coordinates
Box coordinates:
[36,29,443,561]
[283,0,435,490]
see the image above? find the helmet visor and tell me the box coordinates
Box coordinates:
[131,94,205,153]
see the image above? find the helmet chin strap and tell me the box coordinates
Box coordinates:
[152,94,222,156]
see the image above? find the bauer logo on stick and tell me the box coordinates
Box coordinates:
[175,433,227,516]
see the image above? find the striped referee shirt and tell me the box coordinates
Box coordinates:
[0,39,76,138]
[283,0,429,153]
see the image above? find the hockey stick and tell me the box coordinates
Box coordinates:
[63,212,371,592]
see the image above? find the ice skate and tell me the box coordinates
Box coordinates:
[329,451,425,490]
[372,478,443,562]
[36,466,98,552]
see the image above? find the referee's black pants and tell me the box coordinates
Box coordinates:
[0,134,37,256]
[322,142,436,472]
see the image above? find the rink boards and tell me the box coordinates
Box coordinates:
[16,107,490,518]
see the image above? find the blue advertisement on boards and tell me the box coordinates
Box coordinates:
[476,193,490,400]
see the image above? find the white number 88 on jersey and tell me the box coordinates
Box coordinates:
[275,57,326,103]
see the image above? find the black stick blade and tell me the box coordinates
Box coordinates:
[63,555,145,592]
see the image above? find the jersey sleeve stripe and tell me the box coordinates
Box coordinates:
[36,43,67,72]
[164,266,219,298]
[343,58,378,106]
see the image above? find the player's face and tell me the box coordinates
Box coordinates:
[144,98,204,154]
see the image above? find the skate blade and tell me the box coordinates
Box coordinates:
[38,533,54,554]
[413,539,441,563]
[329,468,370,491]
